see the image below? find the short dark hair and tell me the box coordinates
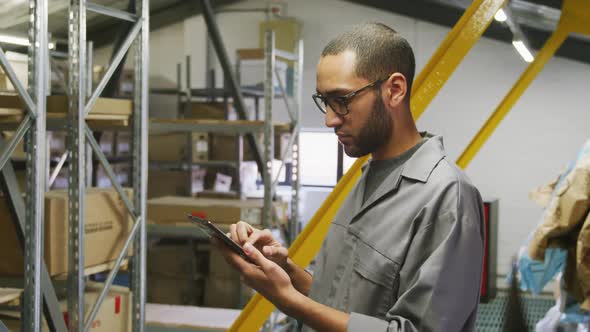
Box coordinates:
[322,22,416,101]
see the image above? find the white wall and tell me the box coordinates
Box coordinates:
[96,0,590,278]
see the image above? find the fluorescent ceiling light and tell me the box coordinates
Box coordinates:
[0,34,55,49]
[512,40,534,63]
[494,8,508,22]
[0,34,29,47]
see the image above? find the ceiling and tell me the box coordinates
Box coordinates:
[0,0,240,52]
[0,0,588,65]
[344,0,590,65]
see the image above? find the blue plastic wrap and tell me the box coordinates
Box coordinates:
[516,139,590,323]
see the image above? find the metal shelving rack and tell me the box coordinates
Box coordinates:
[149,0,302,234]
[67,0,149,331]
[0,0,297,330]
[0,0,56,331]
[0,1,148,332]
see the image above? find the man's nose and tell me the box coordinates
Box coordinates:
[324,108,343,128]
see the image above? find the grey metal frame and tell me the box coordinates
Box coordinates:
[290,39,303,244]
[0,0,53,330]
[66,0,149,331]
[262,30,275,229]
[24,0,48,330]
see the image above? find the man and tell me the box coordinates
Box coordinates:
[216,22,485,331]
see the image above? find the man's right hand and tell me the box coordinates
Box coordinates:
[229,221,289,271]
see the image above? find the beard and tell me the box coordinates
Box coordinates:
[341,95,393,157]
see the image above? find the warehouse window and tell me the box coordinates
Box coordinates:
[343,154,357,173]
[300,130,338,186]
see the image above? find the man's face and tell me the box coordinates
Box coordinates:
[316,51,392,157]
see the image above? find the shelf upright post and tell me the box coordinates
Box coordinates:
[131,0,149,330]
[290,38,303,244]
[176,62,182,118]
[263,30,275,228]
[184,55,191,119]
[67,0,87,330]
[22,0,48,330]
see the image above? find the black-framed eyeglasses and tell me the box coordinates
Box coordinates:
[312,76,388,116]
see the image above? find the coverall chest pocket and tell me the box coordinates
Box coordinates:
[347,241,399,318]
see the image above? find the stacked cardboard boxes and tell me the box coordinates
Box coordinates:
[0,283,131,331]
[204,249,254,308]
[0,188,134,276]
[209,130,291,162]
[147,242,209,306]
[147,167,207,198]
[0,52,28,92]
[185,102,228,120]
[147,196,288,227]
[146,240,253,309]
[149,132,209,163]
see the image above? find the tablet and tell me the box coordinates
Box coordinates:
[187,214,251,262]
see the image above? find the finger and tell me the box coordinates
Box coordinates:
[262,245,287,258]
[236,222,250,245]
[229,224,238,242]
[245,229,272,246]
[243,242,275,273]
[237,220,253,234]
[217,242,250,270]
[246,231,263,247]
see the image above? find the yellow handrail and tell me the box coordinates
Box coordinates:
[457,0,590,168]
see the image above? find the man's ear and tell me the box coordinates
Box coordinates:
[384,73,408,108]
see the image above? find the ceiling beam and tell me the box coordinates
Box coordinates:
[86,0,241,49]
[342,0,590,65]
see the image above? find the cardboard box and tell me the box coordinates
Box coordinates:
[147,196,287,226]
[148,243,209,278]
[115,131,131,157]
[148,169,189,198]
[185,102,228,120]
[1,131,26,160]
[1,131,68,160]
[97,163,130,188]
[149,132,208,163]
[238,58,288,91]
[210,129,291,161]
[99,131,116,157]
[0,283,131,332]
[119,70,135,97]
[0,52,28,92]
[147,167,206,198]
[147,275,205,306]
[204,276,253,309]
[50,57,68,95]
[50,167,69,190]
[0,188,134,276]
[259,19,302,54]
[208,248,235,279]
[0,94,132,116]
[93,67,135,98]
[0,71,7,91]
[48,131,67,156]
[147,242,209,306]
